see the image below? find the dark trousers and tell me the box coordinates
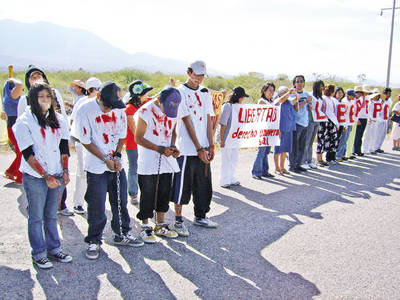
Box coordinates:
[289,124,308,168]
[137,173,173,220]
[84,169,130,244]
[171,156,212,219]
[353,118,367,154]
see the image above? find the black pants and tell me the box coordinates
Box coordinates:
[137,173,173,220]
[171,156,212,219]
[353,118,367,154]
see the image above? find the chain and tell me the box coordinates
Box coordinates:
[116,171,123,237]
[153,154,162,212]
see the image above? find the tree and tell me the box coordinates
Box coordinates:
[276,73,289,81]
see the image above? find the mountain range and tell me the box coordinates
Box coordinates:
[0,19,224,76]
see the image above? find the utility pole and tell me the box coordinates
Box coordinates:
[381,0,399,88]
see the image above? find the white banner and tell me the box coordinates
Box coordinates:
[346,103,357,126]
[224,104,281,148]
[336,103,347,125]
[368,101,383,121]
[311,98,327,122]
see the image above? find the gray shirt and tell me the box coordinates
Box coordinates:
[218,103,233,143]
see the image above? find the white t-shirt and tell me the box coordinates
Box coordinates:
[135,100,179,175]
[392,101,400,114]
[12,107,70,178]
[323,95,339,126]
[17,89,68,124]
[73,99,127,174]
[368,99,383,121]
[70,95,94,138]
[175,84,215,156]
[380,98,393,122]
[356,96,369,119]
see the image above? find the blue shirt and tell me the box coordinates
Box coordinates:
[295,90,310,127]
[2,81,20,117]
[279,99,297,132]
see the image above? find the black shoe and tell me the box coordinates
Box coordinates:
[342,157,349,161]
[252,175,262,180]
[349,155,356,159]
[293,167,302,173]
[376,149,384,153]
[296,166,308,172]
[370,151,377,155]
[48,251,73,263]
[262,173,275,178]
[355,152,364,156]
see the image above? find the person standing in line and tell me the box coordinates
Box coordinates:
[313,81,330,166]
[69,77,102,214]
[391,96,400,151]
[362,89,382,155]
[345,86,364,160]
[321,84,339,164]
[353,84,372,156]
[73,81,144,260]
[135,86,182,243]
[13,82,72,269]
[273,86,298,175]
[328,87,345,163]
[219,86,248,187]
[252,82,276,179]
[301,81,323,170]
[171,60,217,238]
[69,80,88,106]
[336,89,357,161]
[123,80,153,205]
[375,88,393,153]
[289,75,312,173]
[2,77,24,184]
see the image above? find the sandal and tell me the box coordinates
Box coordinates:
[281,168,290,174]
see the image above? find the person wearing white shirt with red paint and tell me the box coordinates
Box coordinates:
[13,82,72,269]
[375,88,393,153]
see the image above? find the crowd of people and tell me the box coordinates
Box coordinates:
[1,61,399,270]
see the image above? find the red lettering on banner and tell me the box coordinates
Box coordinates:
[315,102,327,120]
[349,105,355,123]
[238,107,270,123]
[231,127,258,139]
[383,104,390,120]
[365,99,369,114]
[373,103,382,119]
[337,104,347,123]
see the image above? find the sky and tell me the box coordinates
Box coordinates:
[1,0,400,86]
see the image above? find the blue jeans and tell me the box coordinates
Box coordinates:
[252,146,271,177]
[23,173,63,260]
[289,124,308,168]
[126,149,138,197]
[337,126,351,159]
[84,169,131,244]
[303,121,319,164]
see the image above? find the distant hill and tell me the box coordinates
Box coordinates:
[0,19,225,76]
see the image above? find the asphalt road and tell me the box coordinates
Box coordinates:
[0,139,399,300]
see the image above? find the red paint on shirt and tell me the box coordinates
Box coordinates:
[195,92,202,107]
[83,127,87,135]
[153,129,159,136]
[103,133,109,144]
[62,155,68,169]
[51,128,55,134]
[200,117,203,121]
[101,112,116,123]
[151,107,164,123]
[194,110,197,115]
[40,128,46,139]
[95,116,101,123]
[168,120,172,129]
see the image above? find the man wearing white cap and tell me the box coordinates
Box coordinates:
[171,60,217,237]
[69,77,102,214]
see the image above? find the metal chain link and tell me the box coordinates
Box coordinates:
[116,171,123,237]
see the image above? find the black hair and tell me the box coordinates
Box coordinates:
[29,82,60,129]
[188,67,193,74]
[324,84,336,97]
[261,82,276,100]
[77,86,88,96]
[128,94,142,108]
[292,75,305,87]
[229,92,241,104]
[312,80,325,99]
[334,87,345,100]
[383,88,392,94]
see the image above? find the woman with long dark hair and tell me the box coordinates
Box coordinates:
[13,82,72,269]
[124,80,153,205]
[219,86,248,187]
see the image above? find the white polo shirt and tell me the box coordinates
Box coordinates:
[176,84,215,156]
[135,100,179,175]
[13,107,70,178]
[73,99,127,174]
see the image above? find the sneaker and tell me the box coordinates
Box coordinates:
[317,160,328,167]
[355,152,364,157]
[154,224,178,238]
[73,206,85,214]
[193,217,218,228]
[308,163,318,169]
[114,233,144,247]
[174,221,190,237]
[130,195,139,205]
[262,173,275,178]
[48,251,73,263]
[349,155,356,159]
[86,243,100,260]
[376,149,384,153]
[220,183,231,188]
[370,151,377,155]
[33,257,53,269]
[58,208,74,216]
[300,164,311,170]
[296,166,308,172]
[252,175,262,180]
[231,181,241,186]
[139,227,157,244]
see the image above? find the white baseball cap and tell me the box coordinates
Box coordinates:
[189,60,207,75]
[85,77,102,90]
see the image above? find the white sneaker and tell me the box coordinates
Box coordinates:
[308,162,318,169]
[300,164,311,170]
[193,217,218,228]
[174,221,190,237]
[58,208,74,216]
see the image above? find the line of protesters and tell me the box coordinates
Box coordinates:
[2,63,399,269]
